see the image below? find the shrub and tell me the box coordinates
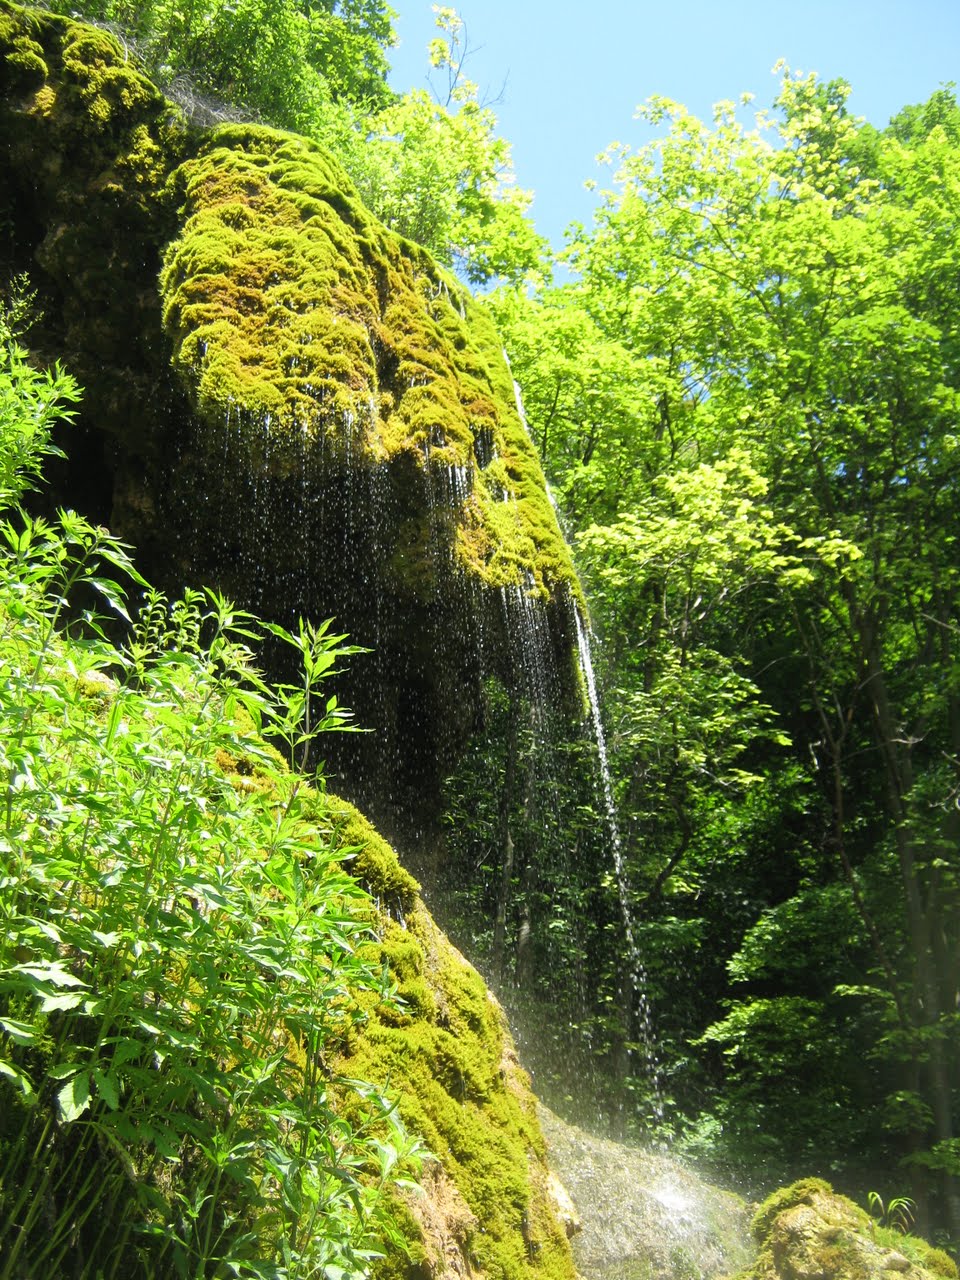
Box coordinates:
[0,302,419,1278]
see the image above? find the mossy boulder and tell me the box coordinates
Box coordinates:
[731,1179,958,1280]
[215,734,576,1280]
[0,0,584,844]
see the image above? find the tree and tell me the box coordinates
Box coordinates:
[353,6,547,284]
[43,0,398,121]
[498,73,960,1232]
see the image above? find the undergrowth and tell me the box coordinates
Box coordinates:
[0,294,420,1277]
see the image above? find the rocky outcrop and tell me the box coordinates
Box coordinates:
[0,0,584,844]
[734,1179,957,1280]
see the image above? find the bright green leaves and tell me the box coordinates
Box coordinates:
[0,330,419,1277]
[0,333,77,510]
[263,615,365,772]
[43,0,397,123]
[351,8,546,285]
[496,72,960,1201]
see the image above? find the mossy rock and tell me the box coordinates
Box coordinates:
[731,1179,958,1280]
[215,729,576,1280]
[157,119,579,600]
[0,0,585,842]
[337,904,577,1280]
[1,0,580,603]
[128,681,571,1280]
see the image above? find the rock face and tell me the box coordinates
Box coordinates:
[735,1179,958,1280]
[302,799,579,1280]
[537,1105,754,1280]
[0,0,583,845]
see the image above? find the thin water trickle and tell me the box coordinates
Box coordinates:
[573,606,664,1129]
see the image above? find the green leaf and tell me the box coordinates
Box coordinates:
[0,1057,36,1100]
[12,961,87,988]
[92,1067,120,1111]
[0,1017,38,1045]
[57,1071,91,1123]
[39,991,85,1013]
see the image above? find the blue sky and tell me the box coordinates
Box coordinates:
[388,1,960,252]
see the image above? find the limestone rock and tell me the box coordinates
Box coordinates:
[546,1170,582,1240]
[735,1179,958,1280]
[537,1104,753,1280]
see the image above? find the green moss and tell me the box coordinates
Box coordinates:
[921,1246,959,1278]
[750,1177,835,1243]
[340,905,576,1280]
[157,120,580,604]
[0,1,189,466]
[322,797,421,911]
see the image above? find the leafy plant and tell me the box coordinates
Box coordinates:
[0,306,420,1277]
[868,1191,917,1235]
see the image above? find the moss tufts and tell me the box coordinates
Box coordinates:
[340,906,576,1280]
[323,796,421,913]
[749,1176,835,1243]
[157,119,580,603]
[922,1247,960,1278]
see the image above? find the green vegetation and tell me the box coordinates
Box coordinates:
[40,0,397,122]
[341,907,576,1280]
[159,117,575,596]
[0,312,425,1277]
[0,0,576,603]
[490,68,960,1247]
[0,276,576,1278]
[33,0,543,283]
[5,0,960,1269]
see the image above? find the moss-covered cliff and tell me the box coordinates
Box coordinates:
[217,745,578,1280]
[0,0,583,841]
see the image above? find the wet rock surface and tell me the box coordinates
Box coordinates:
[538,1106,753,1280]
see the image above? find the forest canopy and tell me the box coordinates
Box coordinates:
[489,69,960,1243]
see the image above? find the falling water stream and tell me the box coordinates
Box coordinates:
[572,607,664,1128]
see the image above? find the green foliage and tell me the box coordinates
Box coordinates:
[349,7,547,285]
[0,282,77,508]
[29,0,542,282]
[436,676,631,1123]
[497,69,960,1224]
[42,0,397,122]
[0,316,420,1276]
[867,1191,916,1234]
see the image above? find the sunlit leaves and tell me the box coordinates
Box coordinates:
[0,339,419,1274]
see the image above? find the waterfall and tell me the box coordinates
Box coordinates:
[573,605,664,1131]
[165,339,666,1139]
